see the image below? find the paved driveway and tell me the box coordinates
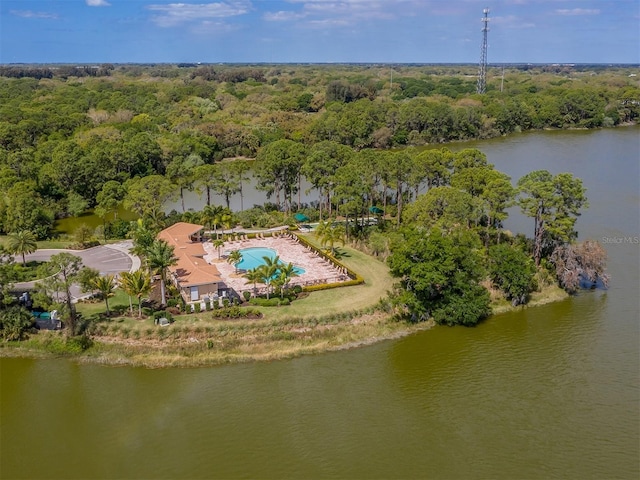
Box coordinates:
[23,243,134,274]
[13,241,139,301]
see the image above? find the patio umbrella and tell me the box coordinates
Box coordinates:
[294,213,310,222]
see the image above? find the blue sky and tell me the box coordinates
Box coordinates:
[1,0,638,64]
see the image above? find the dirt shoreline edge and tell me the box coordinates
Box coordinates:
[0,286,568,369]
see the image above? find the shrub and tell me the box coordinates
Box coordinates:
[43,336,93,355]
[153,311,173,323]
[112,305,128,316]
[242,291,252,302]
[105,218,131,239]
[222,298,230,308]
[302,278,364,292]
[488,243,536,305]
[249,297,290,307]
[65,334,93,353]
[194,303,201,313]
[0,306,35,341]
[210,306,262,319]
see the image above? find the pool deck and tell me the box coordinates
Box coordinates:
[202,235,350,297]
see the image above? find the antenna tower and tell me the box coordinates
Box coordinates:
[476,8,490,94]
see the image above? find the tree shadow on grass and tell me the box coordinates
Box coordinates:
[332,248,351,260]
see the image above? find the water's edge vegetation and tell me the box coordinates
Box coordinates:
[0,287,568,369]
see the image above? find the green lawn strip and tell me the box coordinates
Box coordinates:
[76,289,132,318]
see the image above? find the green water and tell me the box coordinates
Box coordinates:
[2,128,638,479]
[55,207,137,235]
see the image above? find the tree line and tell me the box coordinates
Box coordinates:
[1,64,638,239]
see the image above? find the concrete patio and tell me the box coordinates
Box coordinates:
[202,234,350,297]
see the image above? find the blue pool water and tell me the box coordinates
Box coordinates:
[237,247,306,275]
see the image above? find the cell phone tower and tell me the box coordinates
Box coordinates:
[476,8,490,94]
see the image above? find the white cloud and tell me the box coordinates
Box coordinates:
[190,20,241,34]
[263,0,427,26]
[264,10,307,22]
[10,10,58,19]
[86,0,111,6]
[555,8,600,16]
[147,1,251,27]
[492,15,535,29]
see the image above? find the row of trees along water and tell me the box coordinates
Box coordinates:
[0,64,638,237]
[0,143,610,339]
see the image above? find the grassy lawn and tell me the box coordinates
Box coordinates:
[76,289,133,318]
[252,241,393,320]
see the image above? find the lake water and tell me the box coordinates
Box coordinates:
[2,127,638,479]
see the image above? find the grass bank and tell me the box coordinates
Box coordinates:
[3,311,432,368]
[2,239,570,368]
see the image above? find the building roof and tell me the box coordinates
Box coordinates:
[157,222,221,288]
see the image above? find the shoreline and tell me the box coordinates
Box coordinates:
[0,285,568,368]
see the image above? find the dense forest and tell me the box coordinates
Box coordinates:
[0,63,627,333]
[0,63,638,237]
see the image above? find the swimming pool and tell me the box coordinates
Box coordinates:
[237,247,306,275]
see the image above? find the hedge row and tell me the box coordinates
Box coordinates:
[249,297,291,307]
[292,233,365,286]
[302,278,364,292]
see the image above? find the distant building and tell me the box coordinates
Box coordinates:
[157,222,221,302]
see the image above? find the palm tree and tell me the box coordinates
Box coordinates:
[213,239,225,260]
[320,225,345,255]
[259,255,280,299]
[243,267,264,297]
[278,262,299,298]
[314,220,330,241]
[227,250,242,274]
[119,270,152,318]
[221,213,234,236]
[202,204,225,239]
[146,239,178,306]
[7,230,37,265]
[91,274,116,316]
